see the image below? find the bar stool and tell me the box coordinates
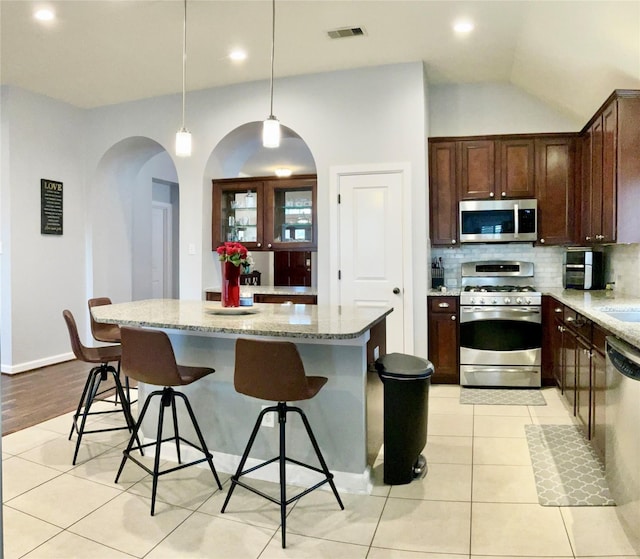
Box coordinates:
[88,297,134,403]
[221,338,344,548]
[115,326,222,515]
[62,310,136,465]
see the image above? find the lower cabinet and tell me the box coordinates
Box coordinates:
[427,296,459,384]
[542,296,610,458]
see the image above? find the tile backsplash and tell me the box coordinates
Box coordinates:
[431,243,640,293]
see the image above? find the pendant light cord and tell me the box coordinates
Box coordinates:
[268,0,275,118]
[181,0,187,129]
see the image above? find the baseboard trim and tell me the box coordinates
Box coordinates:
[1,352,75,375]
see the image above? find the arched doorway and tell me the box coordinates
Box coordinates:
[90,137,179,302]
[203,122,316,289]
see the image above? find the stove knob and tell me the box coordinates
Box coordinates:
[492,298,498,304]
[525,297,532,305]
[469,297,475,305]
[504,297,511,305]
[516,297,523,305]
[479,298,485,305]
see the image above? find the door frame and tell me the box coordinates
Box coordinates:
[329,163,414,354]
[152,201,173,298]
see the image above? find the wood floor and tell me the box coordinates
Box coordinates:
[1,359,120,436]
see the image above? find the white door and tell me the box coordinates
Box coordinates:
[337,170,407,353]
[151,203,172,298]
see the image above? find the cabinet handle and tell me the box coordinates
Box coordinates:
[558,325,565,332]
[267,243,272,248]
[451,315,456,321]
[489,192,495,198]
[256,242,262,248]
[501,192,506,197]
[596,234,604,240]
[566,316,575,323]
[585,236,591,241]
[540,238,545,244]
[451,239,456,244]
[555,307,562,313]
[438,302,450,308]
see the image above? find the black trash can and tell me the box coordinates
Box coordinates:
[375,353,434,485]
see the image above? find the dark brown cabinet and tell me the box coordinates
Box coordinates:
[458,140,495,200]
[535,136,577,245]
[542,296,564,387]
[498,138,536,199]
[542,296,610,450]
[212,175,317,251]
[427,296,459,384]
[274,251,312,287]
[580,90,640,245]
[428,134,575,247]
[428,140,458,246]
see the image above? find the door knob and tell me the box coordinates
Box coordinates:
[393,287,401,294]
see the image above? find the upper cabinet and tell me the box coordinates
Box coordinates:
[428,134,574,247]
[580,90,640,245]
[212,175,317,251]
[535,136,576,246]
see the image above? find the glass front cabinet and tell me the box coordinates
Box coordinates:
[212,175,317,251]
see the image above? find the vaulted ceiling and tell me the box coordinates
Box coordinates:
[2,1,639,124]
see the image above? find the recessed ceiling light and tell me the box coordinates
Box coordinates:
[453,20,474,33]
[34,8,55,22]
[229,49,247,62]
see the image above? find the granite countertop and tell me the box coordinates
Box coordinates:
[205,285,317,296]
[91,299,391,340]
[545,288,640,348]
[428,287,640,348]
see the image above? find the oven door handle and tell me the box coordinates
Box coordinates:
[462,368,540,374]
[461,307,541,314]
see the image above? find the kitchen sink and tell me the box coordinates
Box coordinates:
[599,309,640,322]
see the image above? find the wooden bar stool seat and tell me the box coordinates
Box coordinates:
[62,310,137,465]
[115,326,222,515]
[88,297,135,404]
[221,338,344,548]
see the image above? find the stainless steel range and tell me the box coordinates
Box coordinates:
[459,261,542,387]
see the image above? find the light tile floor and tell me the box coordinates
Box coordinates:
[3,386,640,558]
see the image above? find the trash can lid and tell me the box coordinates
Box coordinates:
[375,352,434,380]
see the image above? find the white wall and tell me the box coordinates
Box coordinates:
[428,82,582,137]
[1,87,86,372]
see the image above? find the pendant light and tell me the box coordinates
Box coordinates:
[262,0,281,148]
[175,0,192,157]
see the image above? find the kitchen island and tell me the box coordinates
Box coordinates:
[92,299,391,493]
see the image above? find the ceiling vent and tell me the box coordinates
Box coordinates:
[327,27,365,39]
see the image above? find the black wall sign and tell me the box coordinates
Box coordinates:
[41,179,63,235]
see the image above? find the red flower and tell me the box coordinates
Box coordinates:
[217,242,249,267]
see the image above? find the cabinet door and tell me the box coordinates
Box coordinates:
[541,296,564,387]
[563,327,578,414]
[212,180,264,250]
[498,138,535,198]
[458,140,495,199]
[535,137,576,245]
[274,250,312,287]
[579,131,592,244]
[428,297,459,384]
[576,337,591,437]
[588,116,604,242]
[264,177,317,250]
[590,348,606,460]
[428,140,458,246]
[600,101,617,242]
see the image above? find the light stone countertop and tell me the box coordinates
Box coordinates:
[545,288,640,348]
[205,285,317,296]
[427,288,640,348]
[91,299,392,340]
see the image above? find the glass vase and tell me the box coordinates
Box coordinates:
[221,261,241,307]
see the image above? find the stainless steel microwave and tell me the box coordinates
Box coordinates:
[459,199,537,243]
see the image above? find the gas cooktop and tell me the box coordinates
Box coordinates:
[463,285,538,293]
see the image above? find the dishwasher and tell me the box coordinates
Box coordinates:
[606,336,640,542]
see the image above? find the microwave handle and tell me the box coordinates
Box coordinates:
[514,203,519,238]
